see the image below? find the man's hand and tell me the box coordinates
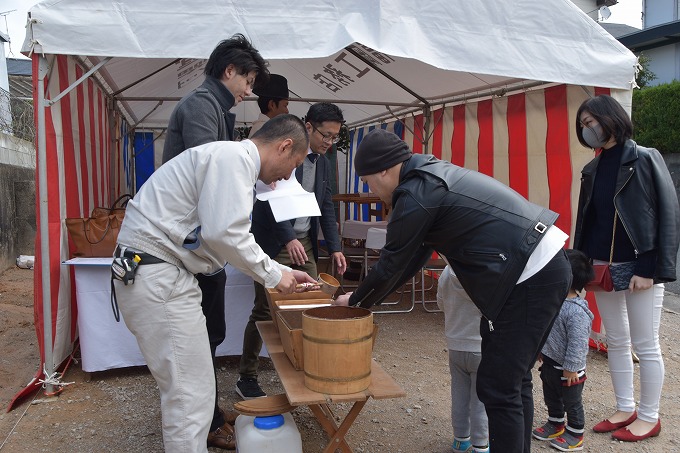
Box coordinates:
[332,252,347,275]
[334,293,352,306]
[285,239,308,266]
[292,270,317,285]
[274,270,298,294]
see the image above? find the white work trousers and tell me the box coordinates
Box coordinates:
[594,283,665,422]
[114,262,214,453]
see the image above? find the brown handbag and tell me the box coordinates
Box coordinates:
[65,194,131,257]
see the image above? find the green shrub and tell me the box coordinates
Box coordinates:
[632,80,680,154]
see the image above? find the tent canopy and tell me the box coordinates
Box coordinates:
[11,0,638,410]
[24,0,637,129]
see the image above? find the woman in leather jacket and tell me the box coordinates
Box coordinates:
[573,94,680,442]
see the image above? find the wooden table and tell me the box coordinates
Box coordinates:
[332,193,388,221]
[256,321,406,453]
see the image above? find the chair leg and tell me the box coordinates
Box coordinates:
[419,267,442,313]
[373,277,415,314]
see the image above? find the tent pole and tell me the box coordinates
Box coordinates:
[36,55,54,395]
[423,106,431,154]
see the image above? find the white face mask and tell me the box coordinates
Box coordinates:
[582,123,608,148]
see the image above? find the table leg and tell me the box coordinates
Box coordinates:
[310,400,367,453]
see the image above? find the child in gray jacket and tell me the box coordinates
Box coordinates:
[532,249,595,451]
[437,266,489,453]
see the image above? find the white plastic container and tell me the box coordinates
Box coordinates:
[235,412,303,453]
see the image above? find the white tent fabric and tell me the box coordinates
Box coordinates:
[23,0,637,129]
[12,0,637,407]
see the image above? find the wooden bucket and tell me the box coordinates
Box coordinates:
[302,306,373,394]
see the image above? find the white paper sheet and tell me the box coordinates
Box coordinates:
[255,174,321,222]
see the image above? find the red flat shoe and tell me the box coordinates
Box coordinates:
[612,419,661,442]
[593,412,637,433]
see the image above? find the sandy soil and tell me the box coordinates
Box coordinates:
[1,265,679,452]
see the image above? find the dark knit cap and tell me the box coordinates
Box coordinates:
[253,74,289,99]
[355,129,412,176]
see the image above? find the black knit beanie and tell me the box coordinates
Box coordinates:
[355,129,412,176]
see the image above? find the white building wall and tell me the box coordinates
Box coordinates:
[571,0,599,20]
[0,33,9,94]
[645,45,680,84]
[0,132,35,169]
[645,0,676,26]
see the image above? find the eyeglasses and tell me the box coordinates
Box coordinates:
[311,124,341,144]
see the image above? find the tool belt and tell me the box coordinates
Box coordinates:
[114,246,165,265]
[110,246,166,322]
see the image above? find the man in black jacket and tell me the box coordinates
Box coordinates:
[237,102,347,399]
[335,129,572,453]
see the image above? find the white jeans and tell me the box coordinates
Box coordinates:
[594,283,665,422]
[114,262,214,453]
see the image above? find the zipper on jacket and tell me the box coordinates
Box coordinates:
[613,166,640,256]
[488,320,494,332]
[464,250,508,261]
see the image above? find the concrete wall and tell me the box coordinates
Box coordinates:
[0,132,35,271]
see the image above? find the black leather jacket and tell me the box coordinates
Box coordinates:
[573,140,679,282]
[349,154,559,321]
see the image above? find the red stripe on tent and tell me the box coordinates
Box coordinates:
[594,87,611,96]
[507,93,529,198]
[88,79,99,206]
[431,109,443,159]
[57,57,80,217]
[585,291,607,351]
[451,105,466,166]
[544,85,572,235]
[412,114,424,154]
[75,65,90,212]
[98,92,108,200]
[41,63,64,354]
[56,57,81,342]
[477,100,493,176]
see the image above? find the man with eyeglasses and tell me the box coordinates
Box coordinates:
[237,102,348,399]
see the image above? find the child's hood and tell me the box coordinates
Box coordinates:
[566,296,594,321]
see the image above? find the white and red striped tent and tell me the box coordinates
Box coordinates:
[343,85,617,349]
[11,0,633,408]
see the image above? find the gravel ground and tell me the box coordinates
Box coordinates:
[1,267,679,452]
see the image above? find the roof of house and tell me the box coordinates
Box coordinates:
[7,58,31,76]
[6,59,32,99]
[600,22,641,38]
[617,20,680,52]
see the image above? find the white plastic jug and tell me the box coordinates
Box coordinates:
[235,412,303,453]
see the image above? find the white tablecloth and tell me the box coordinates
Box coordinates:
[64,259,266,372]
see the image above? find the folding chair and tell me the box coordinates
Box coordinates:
[418,253,446,313]
[338,220,387,291]
[364,227,416,314]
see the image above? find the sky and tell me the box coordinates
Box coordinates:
[1,0,645,60]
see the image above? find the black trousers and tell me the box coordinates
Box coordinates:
[476,250,572,453]
[540,355,586,431]
[196,269,227,432]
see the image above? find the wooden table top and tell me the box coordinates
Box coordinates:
[257,321,406,406]
[332,193,382,203]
